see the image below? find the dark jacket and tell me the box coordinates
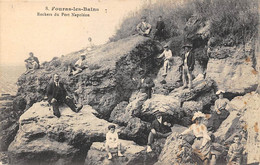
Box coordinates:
[156,21,165,31]
[137,77,155,93]
[46,81,68,103]
[151,119,171,134]
[181,50,195,71]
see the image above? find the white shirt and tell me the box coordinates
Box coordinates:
[184,51,190,67]
[158,49,172,60]
[75,59,83,67]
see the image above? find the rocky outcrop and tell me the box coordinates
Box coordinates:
[206,44,258,95]
[16,35,160,119]
[8,102,116,165]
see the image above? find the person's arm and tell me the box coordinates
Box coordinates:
[147,23,152,30]
[158,51,165,58]
[34,57,40,64]
[180,125,193,136]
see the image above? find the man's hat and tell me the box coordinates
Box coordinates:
[164,44,169,48]
[182,44,193,48]
[81,55,86,58]
[216,90,225,95]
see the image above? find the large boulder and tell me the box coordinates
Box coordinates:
[84,139,146,165]
[8,101,116,165]
[155,125,195,165]
[206,44,258,95]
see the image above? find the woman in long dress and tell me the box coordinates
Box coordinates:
[179,111,212,165]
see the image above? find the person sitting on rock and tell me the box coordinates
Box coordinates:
[227,135,246,165]
[68,55,88,76]
[105,124,123,160]
[178,111,212,165]
[46,73,83,118]
[180,44,195,90]
[24,52,40,74]
[154,16,166,41]
[147,112,172,152]
[157,44,173,76]
[137,69,155,99]
[207,90,234,132]
[136,16,152,36]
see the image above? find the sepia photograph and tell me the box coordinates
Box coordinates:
[0,0,259,164]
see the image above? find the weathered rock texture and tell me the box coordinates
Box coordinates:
[8,102,115,165]
[206,44,258,95]
[16,35,160,119]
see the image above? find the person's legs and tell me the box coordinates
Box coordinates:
[147,88,152,99]
[182,67,188,88]
[147,131,155,152]
[105,144,112,160]
[163,60,169,76]
[64,98,78,112]
[117,143,123,157]
[51,100,61,118]
[187,70,193,89]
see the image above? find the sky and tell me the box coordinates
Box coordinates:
[0,0,144,66]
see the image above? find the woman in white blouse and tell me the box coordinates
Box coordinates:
[179,111,212,165]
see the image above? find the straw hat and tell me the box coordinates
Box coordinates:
[192,111,206,121]
[216,90,225,95]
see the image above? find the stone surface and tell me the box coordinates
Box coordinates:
[155,125,195,165]
[206,44,258,95]
[84,139,146,165]
[182,101,203,116]
[8,101,116,165]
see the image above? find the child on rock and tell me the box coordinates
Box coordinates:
[105,124,123,160]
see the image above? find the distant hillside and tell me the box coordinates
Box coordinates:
[110,0,258,47]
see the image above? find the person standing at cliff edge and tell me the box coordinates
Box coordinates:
[137,69,155,99]
[46,73,83,118]
[180,44,195,90]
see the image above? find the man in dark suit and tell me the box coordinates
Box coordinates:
[137,69,155,99]
[180,44,195,90]
[154,16,166,41]
[46,74,83,118]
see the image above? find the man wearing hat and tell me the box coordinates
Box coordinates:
[147,112,172,152]
[68,55,88,76]
[136,16,152,36]
[157,44,173,76]
[180,44,195,90]
[137,69,155,99]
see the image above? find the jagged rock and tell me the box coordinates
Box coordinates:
[109,101,150,145]
[84,139,146,165]
[8,101,116,165]
[213,111,241,144]
[182,101,203,116]
[141,94,181,120]
[206,44,258,95]
[169,78,215,103]
[155,125,195,165]
[16,35,161,119]
[125,92,147,117]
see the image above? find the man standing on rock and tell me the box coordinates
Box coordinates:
[46,73,83,118]
[147,113,172,152]
[137,69,155,99]
[180,44,195,90]
[157,44,173,76]
[136,16,152,36]
[154,16,166,41]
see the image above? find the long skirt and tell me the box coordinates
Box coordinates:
[192,137,211,161]
[207,109,230,131]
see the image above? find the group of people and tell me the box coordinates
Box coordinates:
[136,16,167,41]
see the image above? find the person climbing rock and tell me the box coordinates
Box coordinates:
[227,135,246,165]
[137,69,155,99]
[105,124,124,160]
[179,111,212,165]
[68,55,88,76]
[46,73,83,118]
[136,16,152,36]
[24,52,40,74]
[154,16,166,41]
[157,44,173,76]
[147,112,172,152]
[180,44,195,90]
